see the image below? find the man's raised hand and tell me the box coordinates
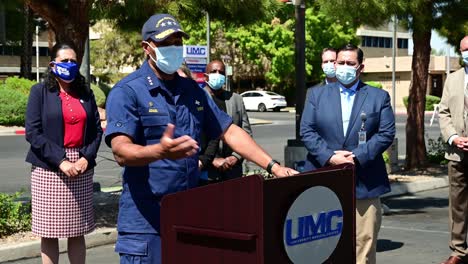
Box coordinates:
[160,124,199,160]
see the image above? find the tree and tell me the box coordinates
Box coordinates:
[90,2,355,100]
[21,0,281,65]
[90,21,142,84]
[24,0,91,64]
[2,1,33,80]
[92,0,282,31]
[20,3,33,79]
[316,0,468,169]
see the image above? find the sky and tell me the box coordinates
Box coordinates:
[408,30,458,56]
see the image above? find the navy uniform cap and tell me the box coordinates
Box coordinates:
[142,14,189,42]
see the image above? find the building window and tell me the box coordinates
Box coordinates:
[385,38,392,48]
[361,36,408,49]
[397,38,408,49]
[38,47,49,57]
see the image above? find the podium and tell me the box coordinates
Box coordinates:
[161,164,355,264]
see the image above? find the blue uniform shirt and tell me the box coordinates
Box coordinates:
[105,61,232,233]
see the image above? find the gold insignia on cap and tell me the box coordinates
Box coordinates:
[149,101,154,107]
[154,29,175,40]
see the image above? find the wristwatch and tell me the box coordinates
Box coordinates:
[266,159,280,174]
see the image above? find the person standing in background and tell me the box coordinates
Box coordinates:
[321,47,338,85]
[25,42,103,264]
[198,60,252,184]
[300,44,395,264]
[305,47,337,99]
[438,35,468,264]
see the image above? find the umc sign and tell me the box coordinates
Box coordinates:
[183,45,207,58]
[283,186,344,263]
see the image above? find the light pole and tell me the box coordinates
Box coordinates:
[221,55,232,91]
[35,25,39,82]
[205,11,210,63]
[284,0,307,169]
[293,0,306,140]
[389,15,398,171]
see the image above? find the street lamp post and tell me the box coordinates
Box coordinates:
[294,0,306,140]
[284,0,307,169]
[221,55,232,91]
[35,25,39,82]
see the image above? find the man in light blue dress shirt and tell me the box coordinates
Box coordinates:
[300,44,395,264]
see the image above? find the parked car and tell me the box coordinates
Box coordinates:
[240,90,287,112]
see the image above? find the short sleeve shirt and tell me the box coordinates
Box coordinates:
[105,61,232,233]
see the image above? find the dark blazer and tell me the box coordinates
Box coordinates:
[300,81,395,199]
[200,88,252,181]
[25,82,103,170]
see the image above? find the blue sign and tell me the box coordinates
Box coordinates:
[183,45,208,58]
[186,64,207,73]
[284,209,343,246]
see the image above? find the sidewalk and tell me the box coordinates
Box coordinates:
[0,168,449,263]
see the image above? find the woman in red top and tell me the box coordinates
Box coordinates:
[25,42,102,264]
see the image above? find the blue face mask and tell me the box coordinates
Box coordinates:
[322,62,336,78]
[336,65,358,85]
[51,61,78,83]
[462,51,468,65]
[207,73,226,90]
[145,42,184,74]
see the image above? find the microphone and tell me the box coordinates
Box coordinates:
[360,112,367,122]
[360,112,367,130]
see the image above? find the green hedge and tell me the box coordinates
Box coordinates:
[0,85,30,126]
[365,81,383,89]
[3,76,36,95]
[402,95,441,111]
[90,83,106,108]
[0,77,111,126]
[0,192,31,238]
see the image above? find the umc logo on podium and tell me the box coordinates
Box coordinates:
[283,186,343,263]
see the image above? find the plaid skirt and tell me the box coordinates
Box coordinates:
[31,148,95,238]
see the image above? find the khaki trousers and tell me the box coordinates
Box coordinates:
[447,160,468,261]
[356,198,381,264]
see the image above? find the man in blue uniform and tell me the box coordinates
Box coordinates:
[105,14,297,264]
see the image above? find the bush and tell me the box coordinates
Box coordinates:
[427,135,448,165]
[0,77,36,126]
[90,83,107,108]
[0,86,28,126]
[402,95,441,111]
[0,192,31,238]
[3,76,36,95]
[382,151,390,164]
[97,82,112,97]
[365,81,383,89]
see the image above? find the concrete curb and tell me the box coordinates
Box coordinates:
[382,176,449,198]
[0,227,117,263]
[249,118,273,125]
[0,129,25,136]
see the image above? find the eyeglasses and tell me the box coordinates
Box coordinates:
[59,59,77,64]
